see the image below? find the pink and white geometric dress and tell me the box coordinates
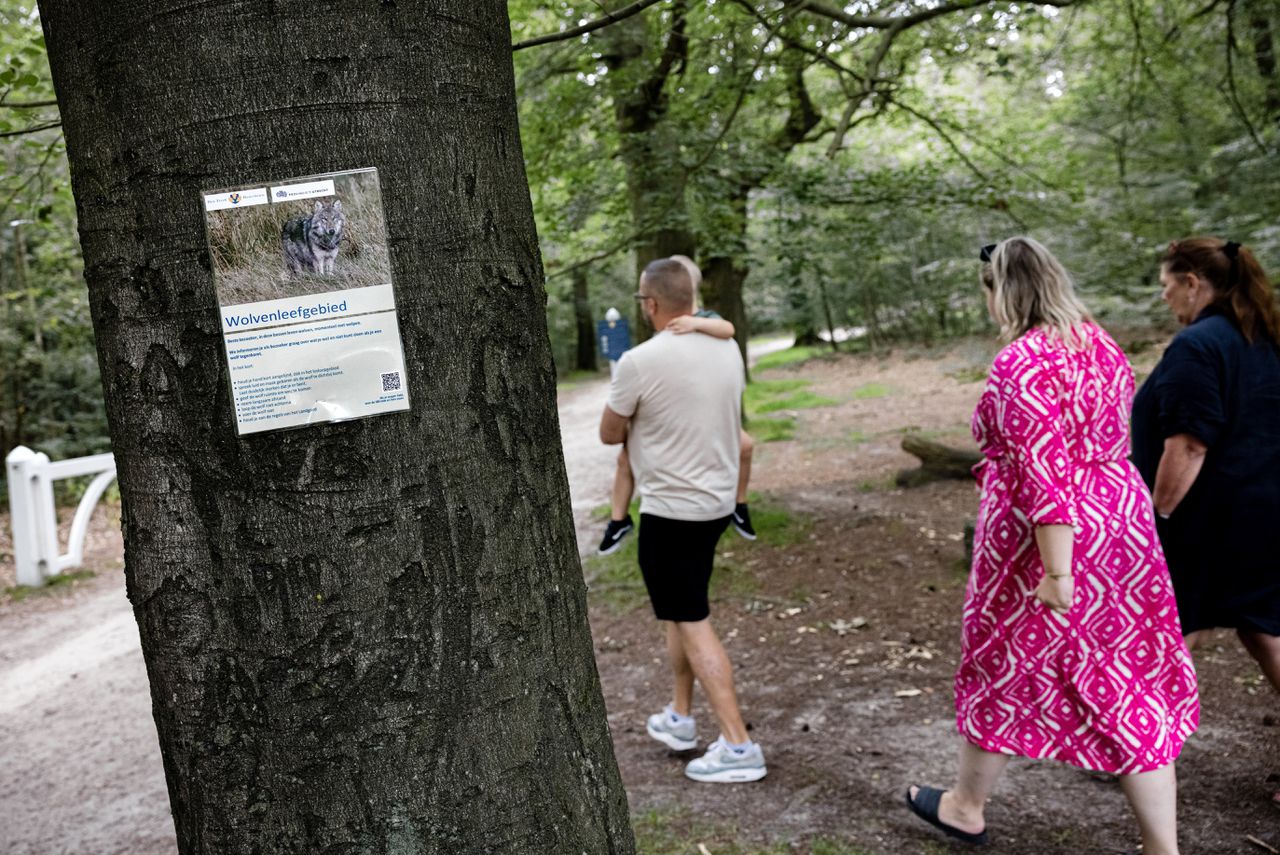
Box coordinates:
[955,323,1200,774]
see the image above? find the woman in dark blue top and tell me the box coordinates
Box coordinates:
[1132,238,1280,703]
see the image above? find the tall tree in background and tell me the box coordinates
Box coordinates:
[37,2,634,852]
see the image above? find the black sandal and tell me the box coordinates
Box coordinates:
[905,785,990,845]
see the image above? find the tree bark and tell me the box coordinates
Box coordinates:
[39,3,634,853]
[573,268,598,371]
[702,254,750,369]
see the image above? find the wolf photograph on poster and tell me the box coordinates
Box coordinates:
[205,169,391,307]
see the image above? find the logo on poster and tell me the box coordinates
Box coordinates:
[276,190,288,199]
[204,187,267,211]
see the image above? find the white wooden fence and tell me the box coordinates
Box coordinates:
[6,446,117,587]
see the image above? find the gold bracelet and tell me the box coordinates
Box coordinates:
[1047,573,1071,579]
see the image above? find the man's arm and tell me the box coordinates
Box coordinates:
[599,405,630,445]
[666,315,735,339]
[1152,433,1208,516]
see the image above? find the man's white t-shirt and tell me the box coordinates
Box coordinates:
[606,329,745,521]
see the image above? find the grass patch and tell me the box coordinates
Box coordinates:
[752,344,828,371]
[583,536,648,614]
[742,493,810,547]
[743,378,808,408]
[746,415,795,442]
[582,495,808,613]
[744,378,835,440]
[556,368,605,392]
[633,807,872,855]
[857,476,897,493]
[851,382,892,399]
[947,365,989,384]
[5,569,96,602]
[754,390,838,414]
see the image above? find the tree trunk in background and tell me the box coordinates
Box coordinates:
[1247,0,1280,123]
[706,40,819,369]
[599,0,695,344]
[39,3,634,853]
[702,255,750,370]
[573,268,598,371]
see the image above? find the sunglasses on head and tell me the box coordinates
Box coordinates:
[979,243,998,263]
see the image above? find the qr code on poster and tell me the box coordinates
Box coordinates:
[381,372,401,391]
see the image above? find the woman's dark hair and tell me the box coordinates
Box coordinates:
[1161,237,1280,344]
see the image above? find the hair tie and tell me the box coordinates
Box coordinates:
[1223,240,1241,259]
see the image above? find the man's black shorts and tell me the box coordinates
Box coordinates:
[637,512,731,622]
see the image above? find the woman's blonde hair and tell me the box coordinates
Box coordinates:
[984,236,1091,346]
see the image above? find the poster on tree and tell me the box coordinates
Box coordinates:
[202,167,410,435]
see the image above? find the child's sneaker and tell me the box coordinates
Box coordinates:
[645,705,697,751]
[597,515,634,555]
[731,503,757,540]
[684,738,767,783]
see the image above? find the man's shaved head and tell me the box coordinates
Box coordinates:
[640,258,695,314]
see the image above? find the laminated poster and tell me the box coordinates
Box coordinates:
[202,168,410,435]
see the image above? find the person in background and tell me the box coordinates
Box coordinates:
[599,258,766,783]
[1131,237,1280,806]
[598,254,756,554]
[905,238,1199,855]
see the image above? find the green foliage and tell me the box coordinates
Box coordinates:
[0,6,108,477]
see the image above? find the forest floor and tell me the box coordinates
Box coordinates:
[2,331,1277,854]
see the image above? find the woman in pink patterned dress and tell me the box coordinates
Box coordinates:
[905,238,1199,854]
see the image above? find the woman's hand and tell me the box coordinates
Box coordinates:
[1035,574,1074,614]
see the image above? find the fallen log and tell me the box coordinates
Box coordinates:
[896,435,983,488]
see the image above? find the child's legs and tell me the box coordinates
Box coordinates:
[736,430,754,504]
[611,446,634,521]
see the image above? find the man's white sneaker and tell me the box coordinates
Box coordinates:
[683,738,767,783]
[645,705,697,751]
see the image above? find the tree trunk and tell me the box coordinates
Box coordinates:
[702,256,750,371]
[598,2,695,345]
[573,268,598,371]
[39,3,634,853]
[1247,0,1280,123]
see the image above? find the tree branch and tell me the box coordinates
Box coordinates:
[785,0,1082,31]
[886,95,990,183]
[0,98,59,109]
[512,0,668,51]
[641,0,689,102]
[0,121,62,138]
